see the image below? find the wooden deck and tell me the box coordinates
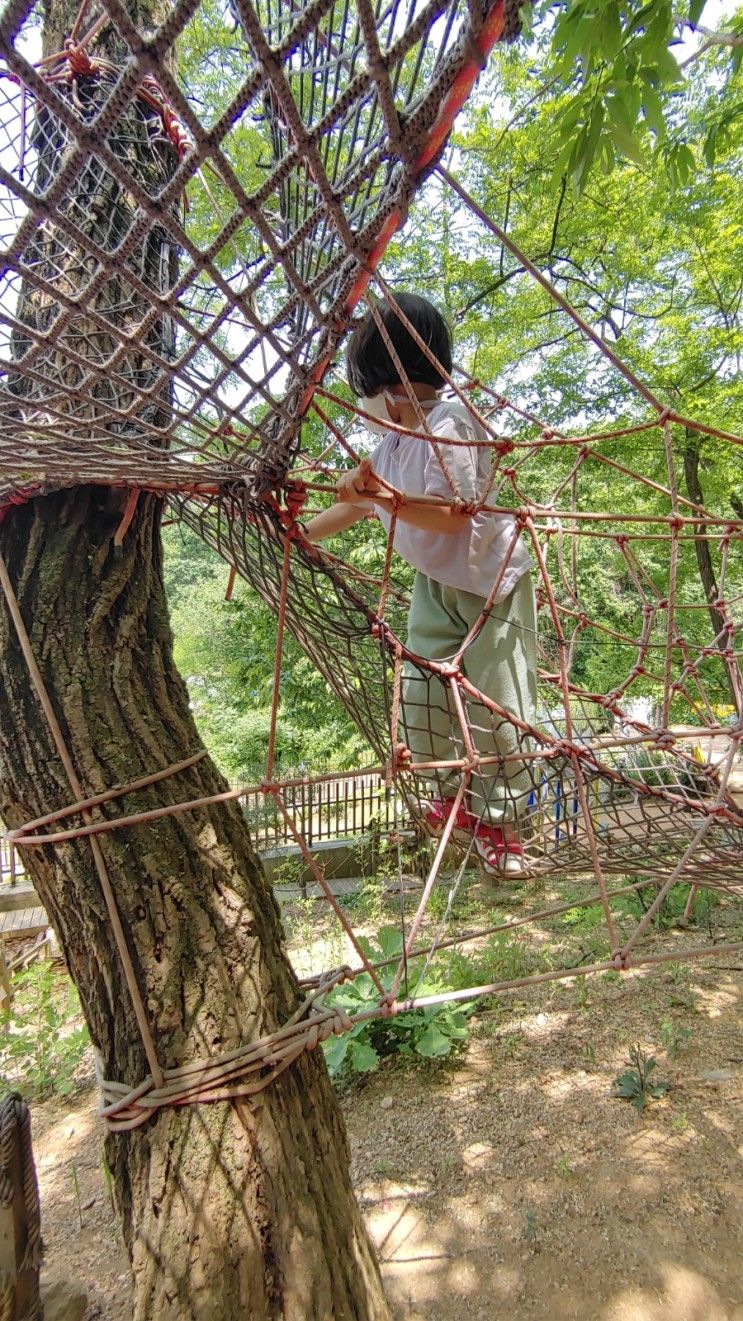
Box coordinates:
[0,906,48,938]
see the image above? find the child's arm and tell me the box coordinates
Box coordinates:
[303,502,370,542]
[336,458,469,536]
[372,495,469,536]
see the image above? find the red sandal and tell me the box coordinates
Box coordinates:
[470,822,527,877]
[420,796,471,842]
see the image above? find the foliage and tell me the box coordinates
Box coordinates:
[612,1043,671,1109]
[611,880,719,928]
[661,1017,691,1058]
[0,962,90,1099]
[521,0,743,189]
[322,927,476,1077]
[163,522,366,783]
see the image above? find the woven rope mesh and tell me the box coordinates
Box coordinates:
[0,0,516,503]
[0,0,741,1029]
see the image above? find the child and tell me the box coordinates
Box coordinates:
[305,293,538,875]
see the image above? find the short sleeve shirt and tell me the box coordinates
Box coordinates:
[369,399,531,603]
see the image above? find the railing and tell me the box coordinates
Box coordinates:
[240,772,411,852]
[0,837,25,888]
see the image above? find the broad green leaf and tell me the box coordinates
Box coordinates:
[322,1034,349,1075]
[349,1039,380,1073]
[415,1023,452,1058]
[376,925,405,959]
[649,1081,671,1097]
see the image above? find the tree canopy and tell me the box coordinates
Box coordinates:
[166,0,742,779]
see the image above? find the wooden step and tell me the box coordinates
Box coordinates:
[0,907,48,938]
[0,885,40,914]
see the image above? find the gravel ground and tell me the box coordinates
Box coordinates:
[29,949,742,1320]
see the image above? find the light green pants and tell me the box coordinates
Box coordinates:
[400,572,538,826]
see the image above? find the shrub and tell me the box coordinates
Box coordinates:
[0,961,90,1099]
[322,926,476,1077]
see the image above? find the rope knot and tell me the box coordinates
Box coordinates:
[284,480,308,522]
[651,729,674,749]
[391,742,412,773]
[64,40,95,76]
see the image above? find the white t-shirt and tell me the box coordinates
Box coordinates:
[368,399,531,603]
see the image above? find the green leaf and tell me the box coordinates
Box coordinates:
[609,122,646,165]
[652,48,682,83]
[613,1072,641,1098]
[641,83,666,138]
[602,2,623,58]
[376,926,404,960]
[349,1039,380,1073]
[415,1023,452,1058]
[703,126,718,168]
[322,1034,349,1075]
[608,93,635,137]
[625,0,661,39]
[688,0,706,27]
[649,1081,671,1098]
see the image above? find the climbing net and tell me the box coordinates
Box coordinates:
[0,0,741,1124]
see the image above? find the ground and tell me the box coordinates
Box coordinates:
[26,872,743,1321]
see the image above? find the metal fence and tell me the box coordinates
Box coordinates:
[0,780,408,891]
[240,772,411,853]
[0,837,24,888]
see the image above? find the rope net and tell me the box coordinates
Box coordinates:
[0,0,742,1122]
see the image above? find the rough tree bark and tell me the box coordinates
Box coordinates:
[0,1,391,1317]
[682,429,739,712]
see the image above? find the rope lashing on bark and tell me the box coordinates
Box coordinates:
[97,967,357,1131]
[96,937,743,1130]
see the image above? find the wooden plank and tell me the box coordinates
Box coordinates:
[0,909,47,938]
[0,885,40,914]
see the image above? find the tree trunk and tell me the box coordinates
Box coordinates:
[682,429,739,711]
[0,495,390,1320]
[0,0,390,1315]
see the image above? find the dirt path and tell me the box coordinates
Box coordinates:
[30,956,742,1320]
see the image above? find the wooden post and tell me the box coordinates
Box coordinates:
[0,944,11,1014]
[0,1094,42,1320]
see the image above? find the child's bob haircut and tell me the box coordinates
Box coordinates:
[346,292,452,397]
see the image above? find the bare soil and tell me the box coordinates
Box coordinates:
[28,956,741,1320]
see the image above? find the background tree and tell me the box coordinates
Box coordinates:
[0,0,390,1316]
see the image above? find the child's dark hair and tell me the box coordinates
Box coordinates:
[346,292,452,396]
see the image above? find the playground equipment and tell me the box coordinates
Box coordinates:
[0,0,740,1124]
